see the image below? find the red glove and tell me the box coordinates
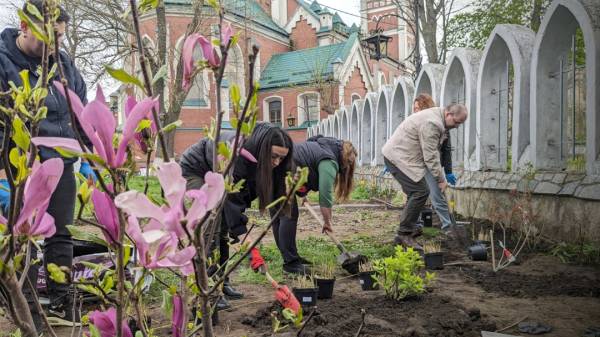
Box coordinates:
[275,285,301,315]
[249,247,265,272]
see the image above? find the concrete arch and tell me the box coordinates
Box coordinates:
[328,115,336,137]
[374,85,393,165]
[333,113,341,139]
[313,125,319,136]
[323,118,331,137]
[340,107,350,140]
[390,77,414,137]
[307,127,313,138]
[414,63,445,105]
[476,24,535,172]
[318,121,324,136]
[360,93,377,166]
[531,0,600,175]
[351,99,364,151]
[441,48,483,169]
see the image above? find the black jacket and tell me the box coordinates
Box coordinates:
[294,136,342,194]
[0,28,90,165]
[180,123,279,237]
[440,131,452,174]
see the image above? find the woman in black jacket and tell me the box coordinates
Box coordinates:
[272,136,357,275]
[179,123,294,308]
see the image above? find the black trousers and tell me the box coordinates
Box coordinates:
[270,199,300,265]
[384,158,429,235]
[25,163,76,307]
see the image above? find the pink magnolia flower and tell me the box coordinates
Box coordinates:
[91,189,119,245]
[126,216,196,273]
[115,162,225,238]
[87,307,133,337]
[13,158,64,238]
[39,82,159,168]
[172,294,184,337]
[125,96,156,154]
[182,24,234,91]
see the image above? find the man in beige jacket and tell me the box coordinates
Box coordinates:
[382,104,468,250]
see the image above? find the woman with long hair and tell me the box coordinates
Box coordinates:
[179,123,294,308]
[272,136,357,275]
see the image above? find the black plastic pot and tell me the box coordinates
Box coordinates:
[424,252,444,270]
[315,278,335,299]
[472,240,490,247]
[292,288,318,307]
[468,244,488,261]
[358,271,378,291]
[421,208,433,227]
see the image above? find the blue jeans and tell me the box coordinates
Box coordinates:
[424,169,453,229]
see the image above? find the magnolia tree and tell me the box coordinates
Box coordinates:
[0,1,308,337]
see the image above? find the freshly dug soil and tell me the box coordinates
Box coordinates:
[241,284,496,337]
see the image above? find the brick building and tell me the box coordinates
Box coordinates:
[126,0,414,158]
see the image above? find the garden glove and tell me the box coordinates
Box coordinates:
[0,179,10,215]
[249,247,265,272]
[79,161,97,182]
[445,173,457,185]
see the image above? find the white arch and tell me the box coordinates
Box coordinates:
[374,85,393,165]
[440,48,482,169]
[414,63,445,105]
[531,0,600,175]
[340,107,350,140]
[351,99,364,151]
[333,113,341,139]
[360,93,377,166]
[389,77,414,137]
[476,24,535,172]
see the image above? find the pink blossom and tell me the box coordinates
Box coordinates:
[91,189,119,245]
[13,158,64,238]
[172,295,184,337]
[87,307,133,337]
[124,96,156,154]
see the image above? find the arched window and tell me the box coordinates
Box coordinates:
[179,38,210,108]
[351,93,361,104]
[264,96,283,127]
[297,92,320,125]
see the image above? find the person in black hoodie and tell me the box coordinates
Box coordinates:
[179,122,294,309]
[0,1,92,330]
[272,136,357,275]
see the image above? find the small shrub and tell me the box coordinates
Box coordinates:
[373,247,435,300]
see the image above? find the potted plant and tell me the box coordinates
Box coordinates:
[358,261,378,291]
[291,275,318,307]
[423,241,444,270]
[473,231,491,246]
[314,262,336,299]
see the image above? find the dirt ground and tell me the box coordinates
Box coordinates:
[2,206,599,336]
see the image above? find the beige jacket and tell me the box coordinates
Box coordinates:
[382,107,447,183]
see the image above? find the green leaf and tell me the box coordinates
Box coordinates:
[135,119,153,133]
[135,331,144,337]
[34,106,48,121]
[88,324,102,337]
[105,66,144,90]
[230,84,241,109]
[11,116,30,151]
[54,146,81,159]
[217,141,231,160]
[66,225,108,248]
[161,120,182,133]
[266,196,286,210]
[25,3,44,21]
[17,9,49,44]
[161,289,174,316]
[207,0,219,10]
[152,64,168,85]
[47,263,67,284]
[18,70,31,96]
[9,148,28,183]
[82,153,107,167]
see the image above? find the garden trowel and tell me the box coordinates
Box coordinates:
[303,201,368,275]
[249,247,301,315]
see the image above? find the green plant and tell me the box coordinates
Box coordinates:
[358,261,373,273]
[373,247,435,300]
[292,275,315,289]
[566,155,586,173]
[315,261,336,279]
[549,241,600,265]
[422,241,441,254]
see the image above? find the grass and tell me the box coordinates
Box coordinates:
[234,235,396,285]
[549,241,600,265]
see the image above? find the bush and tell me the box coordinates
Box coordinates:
[373,247,435,300]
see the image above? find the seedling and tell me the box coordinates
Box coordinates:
[315,261,336,280]
[292,275,315,289]
[423,241,442,254]
[358,261,374,273]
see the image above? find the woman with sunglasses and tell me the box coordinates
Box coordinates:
[179,122,294,308]
[271,135,357,275]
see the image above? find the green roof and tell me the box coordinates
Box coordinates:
[333,13,344,25]
[164,0,288,37]
[309,0,322,14]
[259,33,358,90]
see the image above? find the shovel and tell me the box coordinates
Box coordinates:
[249,248,301,315]
[443,188,468,245]
[303,201,368,275]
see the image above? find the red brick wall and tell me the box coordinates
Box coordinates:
[343,66,368,106]
[287,0,299,21]
[290,18,318,50]
[367,8,400,61]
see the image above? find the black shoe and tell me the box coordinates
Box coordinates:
[297,256,313,265]
[223,282,243,300]
[283,262,311,276]
[46,300,81,327]
[215,296,231,311]
[393,234,424,252]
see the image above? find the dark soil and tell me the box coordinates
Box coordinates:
[241,289,496,337]
[459,264,600,298]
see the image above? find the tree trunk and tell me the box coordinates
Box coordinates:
[154,0,170,159]
[419,0,439,63]
[530,0,545,32]
[2,274,38,337]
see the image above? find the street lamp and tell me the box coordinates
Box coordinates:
[286,112,296,128]
[363,32,392,60]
